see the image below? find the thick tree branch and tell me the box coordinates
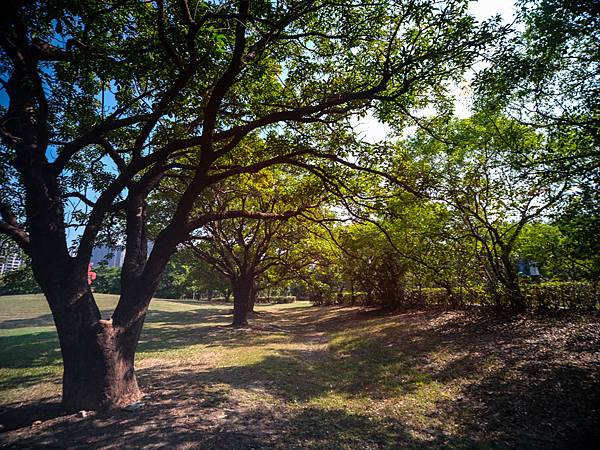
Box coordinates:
[0,202,30,255]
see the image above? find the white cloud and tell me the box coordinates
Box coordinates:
[468,0,516,23]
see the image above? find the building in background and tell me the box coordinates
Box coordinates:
[90,245,126,268]
[90,241,153,268]
[0,251,23,275]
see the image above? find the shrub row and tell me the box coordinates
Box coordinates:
[309,281,599,311]
[522,281,599,311]
[255,296,296,304]
[187,295,296,304]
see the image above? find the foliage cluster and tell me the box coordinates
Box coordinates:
[0,0,597,411]
[309,282,599,312]
[0,264,41,295]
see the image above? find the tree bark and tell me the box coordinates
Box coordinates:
[247,281,258,313]
[43,287,144,411]
[60,319,143,411]
[506,276,526,313]
[231,276,252,327]
[501,254,526,313]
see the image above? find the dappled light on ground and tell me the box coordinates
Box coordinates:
[1,295,599,448]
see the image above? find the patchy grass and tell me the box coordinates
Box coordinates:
[1,295,599,449]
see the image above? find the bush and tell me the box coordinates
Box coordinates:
[308,291,370,306]
[309,282,599,312]
[523,281,599,311]
[0,265,41,295]
[307,290,337,306]
[92,265,121,294]
[255,296,296,304]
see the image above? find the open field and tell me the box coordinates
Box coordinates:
[1,294,599,449]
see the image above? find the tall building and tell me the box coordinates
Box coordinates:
[89,241,153,269]
[90,245,126,268]
[0,251,24,275]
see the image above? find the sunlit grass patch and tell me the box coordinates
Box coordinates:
[1,296,597,449]
[0,380,62,405]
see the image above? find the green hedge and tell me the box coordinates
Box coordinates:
[309,292,369,306]
[188,296,296,304]
[523,281,599,311]
[309,282,599,311]
[255,296,296,304]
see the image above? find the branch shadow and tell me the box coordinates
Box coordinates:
[1,303,598,449]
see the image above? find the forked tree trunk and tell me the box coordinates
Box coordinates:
[47,288,146,411]
[1,4,181,412]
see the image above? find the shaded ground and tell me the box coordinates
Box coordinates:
[1,294,599,449]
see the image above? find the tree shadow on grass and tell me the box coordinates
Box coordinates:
[1,305,599,449]
[0,398,62,434]
[207,306,600,448]
[0,393,482,450]
[0,332,62,369]
[285,406,483,450]
[316,308,600,449]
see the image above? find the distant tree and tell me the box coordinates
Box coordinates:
[184,168,321,326]
[0,263,41,295]
[555,172,600,279]
[184,253,231,301]
[408,115,566,310]
[383,196,481,307]
[475,0,599,178]
[92,265,121,295]
[473,0,599,291]
[289,231,345,304]
[513,223,569,280]
[335,223,406,306]
[154,249,229,299]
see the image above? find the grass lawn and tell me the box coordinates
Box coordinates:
[1,294,599,449]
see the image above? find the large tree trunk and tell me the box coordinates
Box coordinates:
[232,276,252,327]
[60,319,143,411]
[1,3,188,413]
[47,287,145,411]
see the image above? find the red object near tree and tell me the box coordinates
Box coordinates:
[88,263,97,286]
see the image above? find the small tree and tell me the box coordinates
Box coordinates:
[184,169,320,326]
[92,265,121,295]
[412,115,566,311]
